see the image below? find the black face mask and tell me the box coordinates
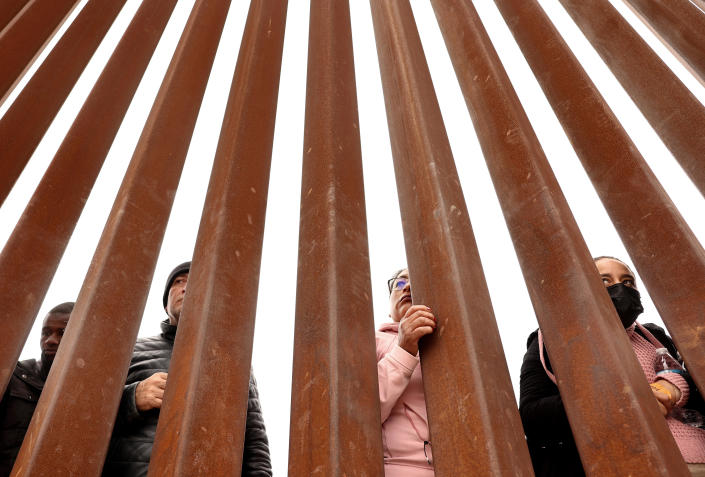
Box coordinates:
[607,282,644,328]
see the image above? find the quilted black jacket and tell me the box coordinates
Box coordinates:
[0,359,45,477]
[102,321,271,476]
[520,323,704,477]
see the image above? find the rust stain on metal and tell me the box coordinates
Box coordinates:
[0,0,178,400]
[0,0,30,32]
[621,0,705,85]
[492,0,705,416]
[147,1,287,475]
[437,0,690,474]
[554,0,705,197]
[369,0,534,475]
[288,1,383,475]
[10,0,230,474]
[0,0,129,206]
[0,0,79,106]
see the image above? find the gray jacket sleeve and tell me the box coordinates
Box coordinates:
[116,382,143,426]
[241,374,272,476]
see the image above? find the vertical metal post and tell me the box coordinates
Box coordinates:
[287,1,383,475]
[0,0,130,206]
[0,0,178,397]
[430,1,690,475]
[10,0,230,474]
[554,0,705,197]
[369,1,534,475]
[621,0,705,84]
[0,0,79,104]
[147,1,287,475]
[0,0,30,32]
[491,0,705,413]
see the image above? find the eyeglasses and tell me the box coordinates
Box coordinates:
[387,277,410,293]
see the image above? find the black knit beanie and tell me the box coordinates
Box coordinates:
[163,261,191,308]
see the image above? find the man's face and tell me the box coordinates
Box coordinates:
[165,272,188,325]
[389,269,412,322]
[40,312,70,366]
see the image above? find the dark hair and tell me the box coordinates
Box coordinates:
[387,268,407,294]
[593,256,635,276]
[48,302,74,315]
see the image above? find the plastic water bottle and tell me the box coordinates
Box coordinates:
[653,348,705,429]
[654,347,685,377]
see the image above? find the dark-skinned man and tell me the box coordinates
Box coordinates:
[102,262,271,476]
[0,302,74,476]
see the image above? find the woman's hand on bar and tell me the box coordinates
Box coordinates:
[136,372,168,412]
[397,305,436,355]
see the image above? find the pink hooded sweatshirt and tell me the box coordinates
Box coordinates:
[377,322,435,477]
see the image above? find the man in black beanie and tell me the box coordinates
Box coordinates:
[0,302,74,476]
[103,262,271,476]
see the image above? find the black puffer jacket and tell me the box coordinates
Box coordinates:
[103,321,271,476]
[0,359,45,477]
[520,323,704,477]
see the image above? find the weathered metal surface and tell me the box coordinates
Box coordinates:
[0,0,78,105]
[555,0,705,197]
[369,1,534,475]
[622,0,705,83]
[493,0,705,424]
[10,0,230,474]
[0,0,177,398]
[147,1,287,475]
[0,0,29,32]
[430,1,690,475]
[287,1,383,475]
[0,0,128,207]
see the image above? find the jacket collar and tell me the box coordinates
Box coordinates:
[160,319,177,341]
[15,359,46,389]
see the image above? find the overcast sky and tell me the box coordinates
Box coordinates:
[2,0,704,474]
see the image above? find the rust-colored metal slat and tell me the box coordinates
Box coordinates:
[0,0,178,398]
[147,1,287,475]
[491,0,705,413]
[10,0,231,474]
[622,0,705,83]
[0,0,78,104]
[0,0,30,32]
[0,0,129,207]
[287,1,383,475]
[369,1,534,475]
[429,1,689,476]
[555,0,705,198]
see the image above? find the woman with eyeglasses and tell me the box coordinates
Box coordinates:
[376,268,437,476]
[520,256,705,477]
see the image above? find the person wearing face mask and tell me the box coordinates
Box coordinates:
[519,256,705,477]
[377,268,437,477]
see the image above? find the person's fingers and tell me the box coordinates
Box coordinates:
[407,316,436,330]
[408,309,435,320]
[413,326,434,337]
[651,388,670,404]
[403,305,434,319]
[402,310,435,324]
[404,307,434,318]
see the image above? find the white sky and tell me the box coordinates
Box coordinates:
[1,0,704,475]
